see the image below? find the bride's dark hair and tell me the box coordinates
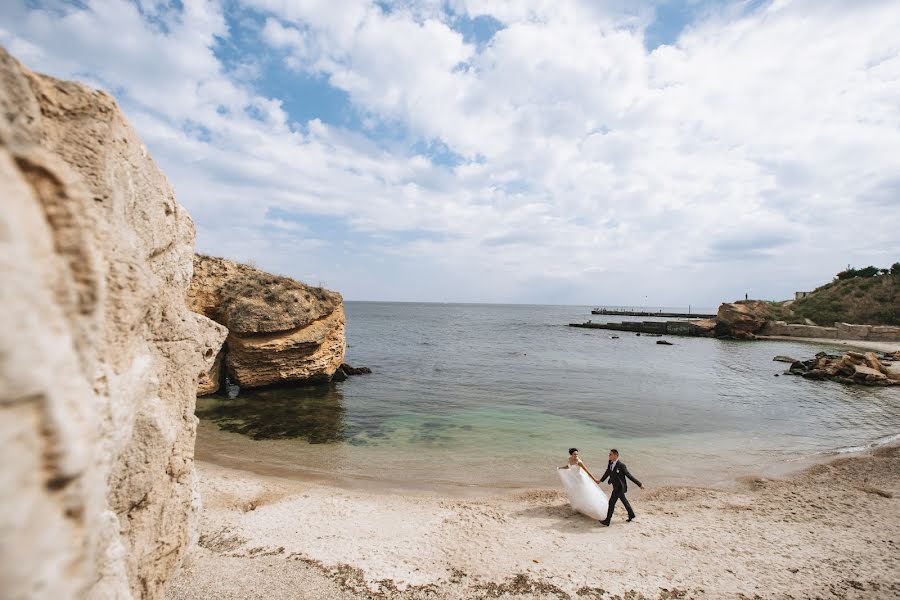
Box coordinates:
[568,448,578,455]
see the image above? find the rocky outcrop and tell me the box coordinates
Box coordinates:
[0,47,226,599]
[785,351,900,386]
[188,255,346,390]
[714,300,772,339]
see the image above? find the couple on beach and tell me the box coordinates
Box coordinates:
[557,448,643,526]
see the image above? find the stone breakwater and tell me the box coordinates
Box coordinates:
[0,47,226,599]
[760,321,900,342]
[572,300,900,342]
[188,255,346,393]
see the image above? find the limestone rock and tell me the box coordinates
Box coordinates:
[852,364,889,385]
[197,348,226,396]
[0,47,226,599]
[714,300,772,338]
[784,350,897,386]
[331,363,373,382]
[885,363,900,382]
[188,255,346,389]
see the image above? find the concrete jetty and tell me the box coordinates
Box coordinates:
[570,320,717,337]
[590,308,716,319]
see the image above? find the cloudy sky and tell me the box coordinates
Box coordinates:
[2,0,898,306]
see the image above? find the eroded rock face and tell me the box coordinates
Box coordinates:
[188,255,346,389]
[714,301,773,338]
[0,47,227,599]
[197,348,226,396]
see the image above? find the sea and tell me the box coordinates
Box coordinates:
[195,302,900,492]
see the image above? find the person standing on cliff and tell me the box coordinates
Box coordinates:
[594,449,643,526]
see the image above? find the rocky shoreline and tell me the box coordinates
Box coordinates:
[782,350,900,386]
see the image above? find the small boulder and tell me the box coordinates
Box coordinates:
[656,340,673,345]
[332,363,372,382]
[773,355,796,363]
[852,364,890,385]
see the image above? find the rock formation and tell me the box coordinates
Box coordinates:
[785,351,900,386]
[714,300,772,339]
[188,255,346,390]
[0,47,227,599]
[331,363,373,382]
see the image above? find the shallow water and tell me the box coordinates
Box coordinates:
[196,302,900,489]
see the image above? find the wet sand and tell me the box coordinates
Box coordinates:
[168,445,900,599]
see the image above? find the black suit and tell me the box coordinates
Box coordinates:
[599,460,642,522]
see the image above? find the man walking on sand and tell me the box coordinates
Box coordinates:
[594,449,643,526]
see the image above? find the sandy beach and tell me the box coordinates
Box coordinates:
[756,337,900,354]
[167,444,900,600]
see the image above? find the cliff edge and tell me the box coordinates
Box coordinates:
[0,47,227,599]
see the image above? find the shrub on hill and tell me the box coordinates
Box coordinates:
[786,264,900,326]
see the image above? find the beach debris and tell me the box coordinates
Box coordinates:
[656,340,673,346]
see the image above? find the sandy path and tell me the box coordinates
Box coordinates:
[167,446,900,599]
[756,336,900,354]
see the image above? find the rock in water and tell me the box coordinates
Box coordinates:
[188,255,346,389]
[0,47,227,599]
[656,340,674,345]
[784,351,898,386]
[332,363,373,381]
[773,355,796,363]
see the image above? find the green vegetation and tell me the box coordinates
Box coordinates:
[196,254,340,333]
[775,264,900,326]
[835,263,899,280]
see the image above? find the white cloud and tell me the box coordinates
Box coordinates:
[1,0,899,304]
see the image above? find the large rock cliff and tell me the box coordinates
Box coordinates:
[188,255,346,391]
[0,47,227,599]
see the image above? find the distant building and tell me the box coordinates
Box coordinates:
[795,291,810,300]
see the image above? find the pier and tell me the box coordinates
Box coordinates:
[590,308,717,319]
[570,320,716,337]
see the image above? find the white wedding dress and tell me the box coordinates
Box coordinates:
[558,462,609,519]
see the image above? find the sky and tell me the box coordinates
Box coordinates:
[1,0,898,306]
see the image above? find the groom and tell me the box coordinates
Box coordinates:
[595,449,643,526]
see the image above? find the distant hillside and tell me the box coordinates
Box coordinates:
[770,264,900,326]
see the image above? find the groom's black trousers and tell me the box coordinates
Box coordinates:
[605,488,635,521]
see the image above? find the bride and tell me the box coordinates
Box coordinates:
[557,448,608,519]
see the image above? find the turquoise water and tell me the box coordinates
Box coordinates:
[196,302,900,488]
